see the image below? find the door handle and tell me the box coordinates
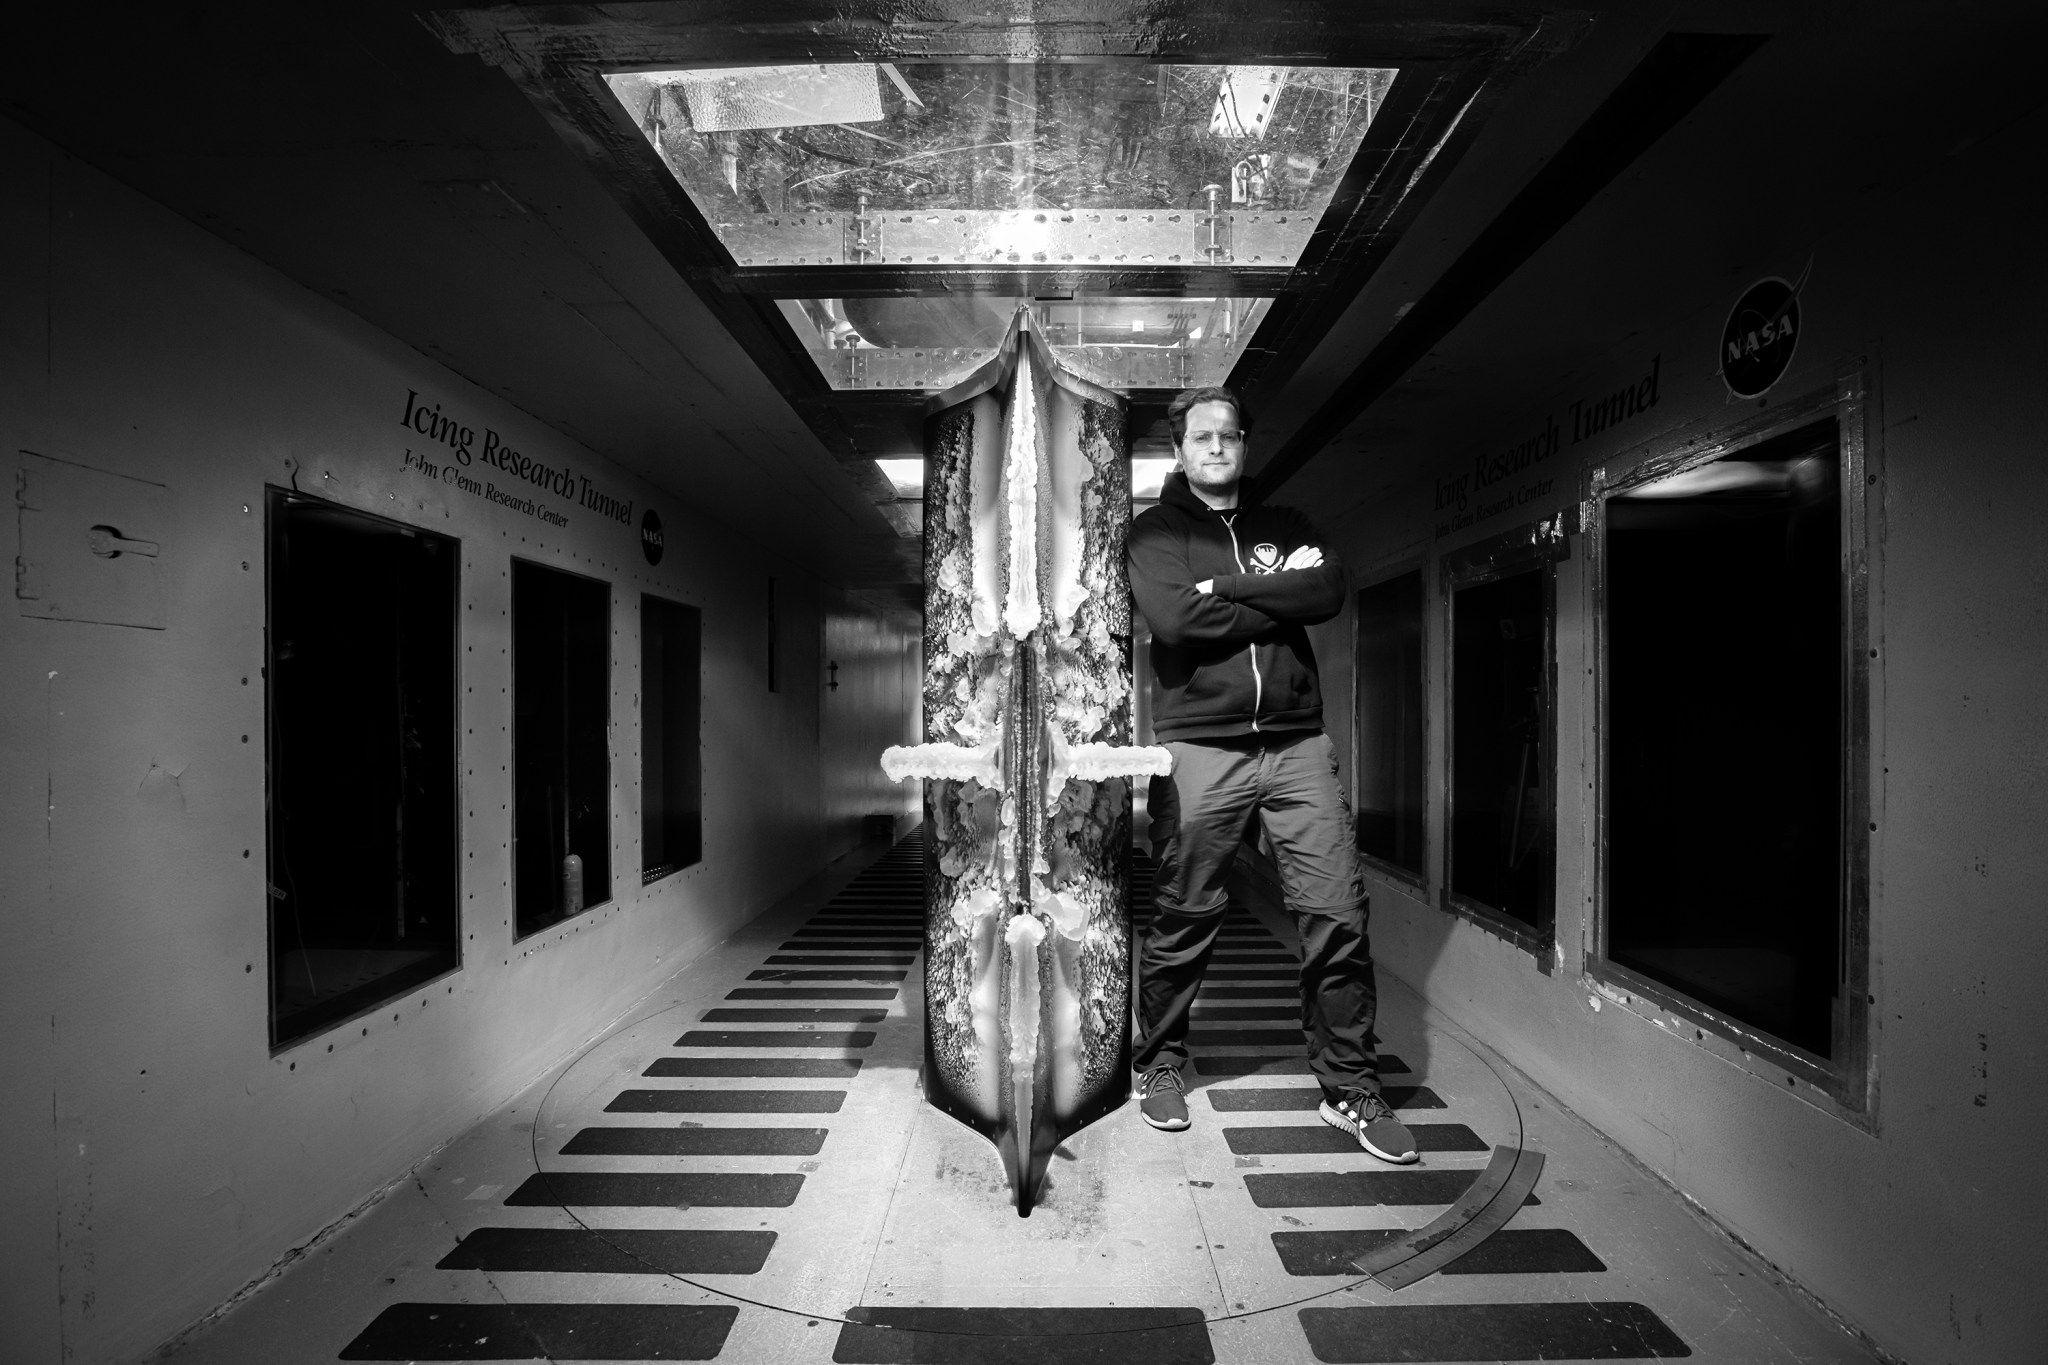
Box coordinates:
[86,524,160,558]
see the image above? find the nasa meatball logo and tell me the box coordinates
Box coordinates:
[640,508,665,566]
[1720,276,1801,399]
[1251,543,1282,574]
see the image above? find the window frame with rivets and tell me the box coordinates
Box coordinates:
[1586,374,1879,1122]
[264,489,462,1050]
[511,559,615,939]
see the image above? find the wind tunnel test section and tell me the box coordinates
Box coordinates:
[588,53,1430,1216]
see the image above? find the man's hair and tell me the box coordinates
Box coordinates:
[1167,387,1247,446]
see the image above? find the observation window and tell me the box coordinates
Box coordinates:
[513,560,612,936]
[605,62,1396,266]
[605,60,1394,391]
[1604,419,1844,1056]
[265,491,459,1048]
[1355,569,1426,879]
[641,594,703,883]
[1446,548,1556,941]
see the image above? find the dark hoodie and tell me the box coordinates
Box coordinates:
[1127,470,1345,741]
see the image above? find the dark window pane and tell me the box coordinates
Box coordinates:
[1606,419,1842,1056]
[1356,570,1425,875]
[642,594,703,882]
[266,491,460,1047]
[513,561,612,936]
[1450,567,1551,930]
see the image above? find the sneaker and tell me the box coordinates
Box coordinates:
[1319,1089,1418,1164]
[1137,1065,1190,1131]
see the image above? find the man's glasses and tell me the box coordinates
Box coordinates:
[1183,430,1246,449]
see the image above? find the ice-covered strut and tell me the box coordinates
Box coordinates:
[882,313,1167,1214]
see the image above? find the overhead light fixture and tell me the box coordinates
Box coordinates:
[1210,66,1289,139]
[1622,458,1828,500]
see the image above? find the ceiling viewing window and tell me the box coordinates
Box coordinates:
[605,63,1396,266]
[433,7,1536,538]
[602,60,1394,393]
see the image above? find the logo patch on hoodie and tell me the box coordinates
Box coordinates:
[1251,543,1282,574]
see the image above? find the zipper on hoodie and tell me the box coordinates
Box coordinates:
[1220,512,1263,731]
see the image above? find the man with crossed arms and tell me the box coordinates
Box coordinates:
[1124,385,1415,1164]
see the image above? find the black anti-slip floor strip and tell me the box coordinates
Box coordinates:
[1187,1049,1408,1073]
[340,1302,739,1360]
[1208,1086,1444,1111]
[790,929,929,941]
[779,946,918,956]
[791,935,919,942]
[701,1008,889,1023]
[762,955,913,966]
[560,1126,828,1156]
[1244,1170,1540,1209]
[1191,1056,1320,1078]
[747,969,908,982]
[437,1227,778,1275]
[1295,1301,1688,1362]
[724,987,897,1000]
[785,930,922,939]
[1272,1228,1604,1277]
[608,1088,846,1112]
[674,1029,876,1048]
[1224,1123,1486,1155]
[833,1307,1215,1365]
[1188,1028,1313,1047]
[644,1057,862,1078]
[503,1171,804,1207]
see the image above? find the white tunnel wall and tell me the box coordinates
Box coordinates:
[0,118,917,1365]
[1314,105,2048,1365]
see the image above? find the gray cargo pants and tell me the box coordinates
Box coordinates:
[1134,730,1381,1100]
